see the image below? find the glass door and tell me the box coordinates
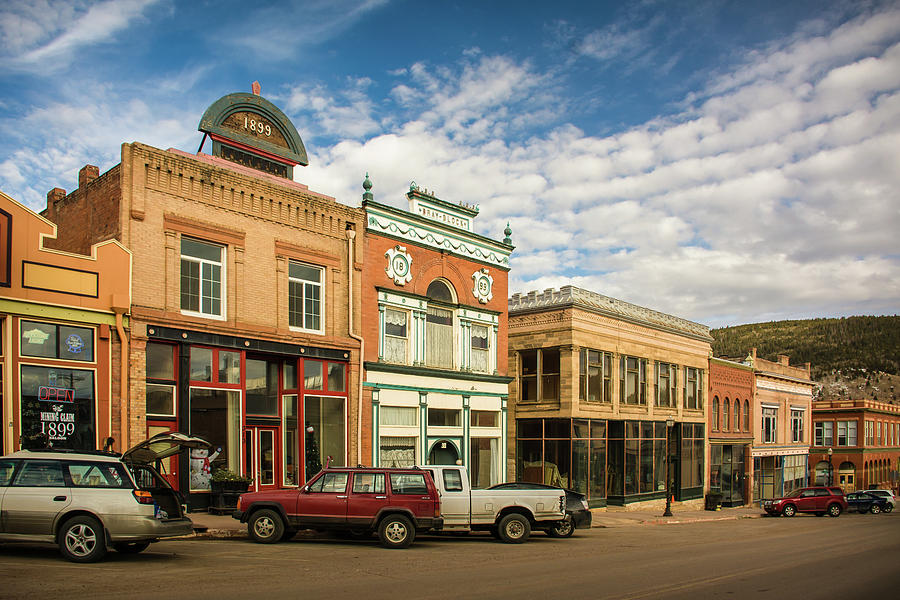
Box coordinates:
[245,426,279,492]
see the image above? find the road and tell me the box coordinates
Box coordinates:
[1,513,899,599]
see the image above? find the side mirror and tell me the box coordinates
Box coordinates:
[301,485,309,493]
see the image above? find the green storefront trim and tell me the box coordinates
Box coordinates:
[0,299,126,327]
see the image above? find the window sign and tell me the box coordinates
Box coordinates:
[20,365,95,450]
[21,321,93,362]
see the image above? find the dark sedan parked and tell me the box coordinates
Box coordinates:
[488,482,592,537]
[845,491,890,514]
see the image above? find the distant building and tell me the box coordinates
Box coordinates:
[508,286,712,507]
[0,191,131,454]
[708,357,755,506]
[747,349,814,502]
[810,398,900,493]
[361,181,512,487]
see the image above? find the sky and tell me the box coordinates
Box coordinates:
[1,0,898,328]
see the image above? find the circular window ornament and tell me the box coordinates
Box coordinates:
[65,334,85,354]
[472,268,493,303]
[385,245,413,286]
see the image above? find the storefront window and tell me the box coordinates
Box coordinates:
[188,388,240,490]
[218,351,241,384]
[470,410,498,427]
[304,360,323,390]
[380,436,416,467]
[21,321,94,362]
[470,437,497,488]
[427,409,460,427]
[146,342,176,418]
[20,365,95,450]
[305,395,345,467]
[190,347,214,382]
[246,358,278,416]
[283,394,298,486]
[327,363,346,392]
[680,423,704,493]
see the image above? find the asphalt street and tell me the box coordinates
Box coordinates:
[1,512,898,599]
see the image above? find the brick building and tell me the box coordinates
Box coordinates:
[39,88,364,507]
[747,349,814,503]
[708,357,755,506]
[508,286,712,508]
[360,181,512,487]
[810,398,900,493]
[1,190,131,454]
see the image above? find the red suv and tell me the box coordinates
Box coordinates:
[763,486,848,517]
[233,467,442,548]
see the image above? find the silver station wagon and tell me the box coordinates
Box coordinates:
[0,432,209,562]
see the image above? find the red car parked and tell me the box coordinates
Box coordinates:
[233,466,442,548]
[763,486,848,517]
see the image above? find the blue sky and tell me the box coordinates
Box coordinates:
[2,0,899,327]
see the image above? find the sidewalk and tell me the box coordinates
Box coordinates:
[186,505,765,539]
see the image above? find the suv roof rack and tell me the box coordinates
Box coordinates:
[22,448,122,458]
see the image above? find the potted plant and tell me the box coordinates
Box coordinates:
[209,469,252,514]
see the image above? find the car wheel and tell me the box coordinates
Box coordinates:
[827,503,842,517]
[113,541,151,554]
[870,504,881,514]
[781,504,796,517]
[249,509,284,544]
[59,516,107,563]
[497,513,531,544]
[378,514,415,549]
[884,504,893,513]
[546,518,575,538]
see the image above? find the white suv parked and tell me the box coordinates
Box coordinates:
[0,433,208,562]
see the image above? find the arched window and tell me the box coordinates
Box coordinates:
[426,280,455,369]
[723,398,730,431]
[744,400,750,431]
[734,399,741,432]
[712,396,720,431]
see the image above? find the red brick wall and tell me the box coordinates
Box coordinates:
[41,164,122,255]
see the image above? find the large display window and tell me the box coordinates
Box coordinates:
[20,321,94,362]
[189,388,241,491]
[20,365,95,450]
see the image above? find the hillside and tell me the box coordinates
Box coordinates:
[710,315,900,403]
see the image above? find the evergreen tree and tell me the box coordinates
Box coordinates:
[305,422,322,479]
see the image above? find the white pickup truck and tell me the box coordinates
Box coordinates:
[421,465,567,543]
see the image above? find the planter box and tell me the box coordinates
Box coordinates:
[209,481,251,514]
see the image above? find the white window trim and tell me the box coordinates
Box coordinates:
[287,260,325,335]
[146,382,177,418]
[180,240,227,321]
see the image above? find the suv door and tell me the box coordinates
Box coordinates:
[430,468,469,528]
[346,472,386,528]
[296,472,349,528]
[3,460,71,535]
[814,488,831,510]
[795,489,818,512]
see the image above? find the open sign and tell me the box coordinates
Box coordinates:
[38,386,75,402]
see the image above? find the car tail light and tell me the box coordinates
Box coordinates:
[434,501,441,518]
[133,490,155,505]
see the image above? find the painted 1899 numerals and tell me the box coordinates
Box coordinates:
[244,117,272,137]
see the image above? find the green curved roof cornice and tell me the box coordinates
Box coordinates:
[198,92,308,166]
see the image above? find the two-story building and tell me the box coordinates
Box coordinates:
[360,181,512,487]
[1,190,131,454]
[39,86,364,507]
[810,398,900,493]
[747,349,814,503]
[708,357,755,506]
[508,286,712,508]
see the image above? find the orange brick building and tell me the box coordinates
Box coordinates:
[360,180,512,486]
[1,190,131,454]
[810,398,900,493]
[39,88,364,507]
[708,357,755,506]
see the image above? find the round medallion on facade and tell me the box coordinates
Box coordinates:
[472,268,493,303]
[385,245,413,286]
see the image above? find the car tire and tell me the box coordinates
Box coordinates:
[249,509,285,544]
[378,514,415,549]
[781,504,796,517]
[546,518,575,538]
[870,504,881,514]
[497,513,531,544]
[59,516,107,563]
[113,541,151,554]
[827,503,842,517]
[490,526,501,539]
[884,504,893,513]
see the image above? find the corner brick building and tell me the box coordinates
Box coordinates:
[39,89,364,507]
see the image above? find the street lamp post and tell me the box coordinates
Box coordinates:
[827,448,833,487]
[663,417,675,517]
